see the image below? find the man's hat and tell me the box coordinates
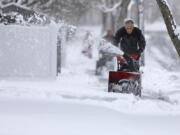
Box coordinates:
[124,18,134,24]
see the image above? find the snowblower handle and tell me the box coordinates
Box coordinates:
[127,54,139,60]
[116,55,126,62]
[116,54,139,63]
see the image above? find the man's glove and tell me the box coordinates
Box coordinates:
[122,54,136,72]
[137,49,143,60]
[136,54,141,60]
[138,48,143,54]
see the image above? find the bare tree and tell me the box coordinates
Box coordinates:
[156,0,180,57]
[98,0,131,34]
[99,0,109,34]
[115,0,131,30]
[137,0,145,66]
[110,0,116,32]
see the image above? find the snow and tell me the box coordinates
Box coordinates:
[148,0,180,39]
[98,39,124,56]
[0,23,58,78]
[145,21,167,31]
[0,98,180,135]
[1,2,32,11]
[127,0,135,18]
[98,1,122,13]
[0,24,180,135]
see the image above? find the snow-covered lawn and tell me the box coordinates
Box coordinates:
[0,25,180,135]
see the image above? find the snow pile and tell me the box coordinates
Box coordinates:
[142,33,180,110]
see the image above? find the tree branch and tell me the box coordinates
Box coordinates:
[98,1,122,13]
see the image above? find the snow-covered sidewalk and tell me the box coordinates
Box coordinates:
[0,25,180,135]
[0,26,180,114]
[1,97,180,135]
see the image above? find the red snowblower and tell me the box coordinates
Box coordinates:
[108,54,142,96]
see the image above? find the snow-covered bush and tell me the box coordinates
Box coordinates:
[0,13,50,26]
[66,25,77,41]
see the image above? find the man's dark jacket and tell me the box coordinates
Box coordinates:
[114,27,146,55]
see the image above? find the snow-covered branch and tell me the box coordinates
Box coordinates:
[98,1,122,13]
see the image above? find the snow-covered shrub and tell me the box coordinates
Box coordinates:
[27,13,50,25]
[66,25,77,41]
[0,10,50,26]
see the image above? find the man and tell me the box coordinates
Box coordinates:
[114,19,146,71]
[103,29,115,44]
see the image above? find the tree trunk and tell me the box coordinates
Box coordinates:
[110,0,116,33]
[116,0,131,30]
[101,0,119,34]
[137,0,145,66]
[102,11,108,34]
[101,0,108,34]
[156,0,180,57]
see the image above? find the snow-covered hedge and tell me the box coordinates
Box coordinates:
[0,23,59,79]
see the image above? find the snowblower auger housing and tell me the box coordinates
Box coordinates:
[108,55,142,96]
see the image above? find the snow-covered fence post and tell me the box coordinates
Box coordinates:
[57,23,68,73]
[156,0,180,57]
[57,29,62,75]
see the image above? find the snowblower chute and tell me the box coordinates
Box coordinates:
[108,55,141,96]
